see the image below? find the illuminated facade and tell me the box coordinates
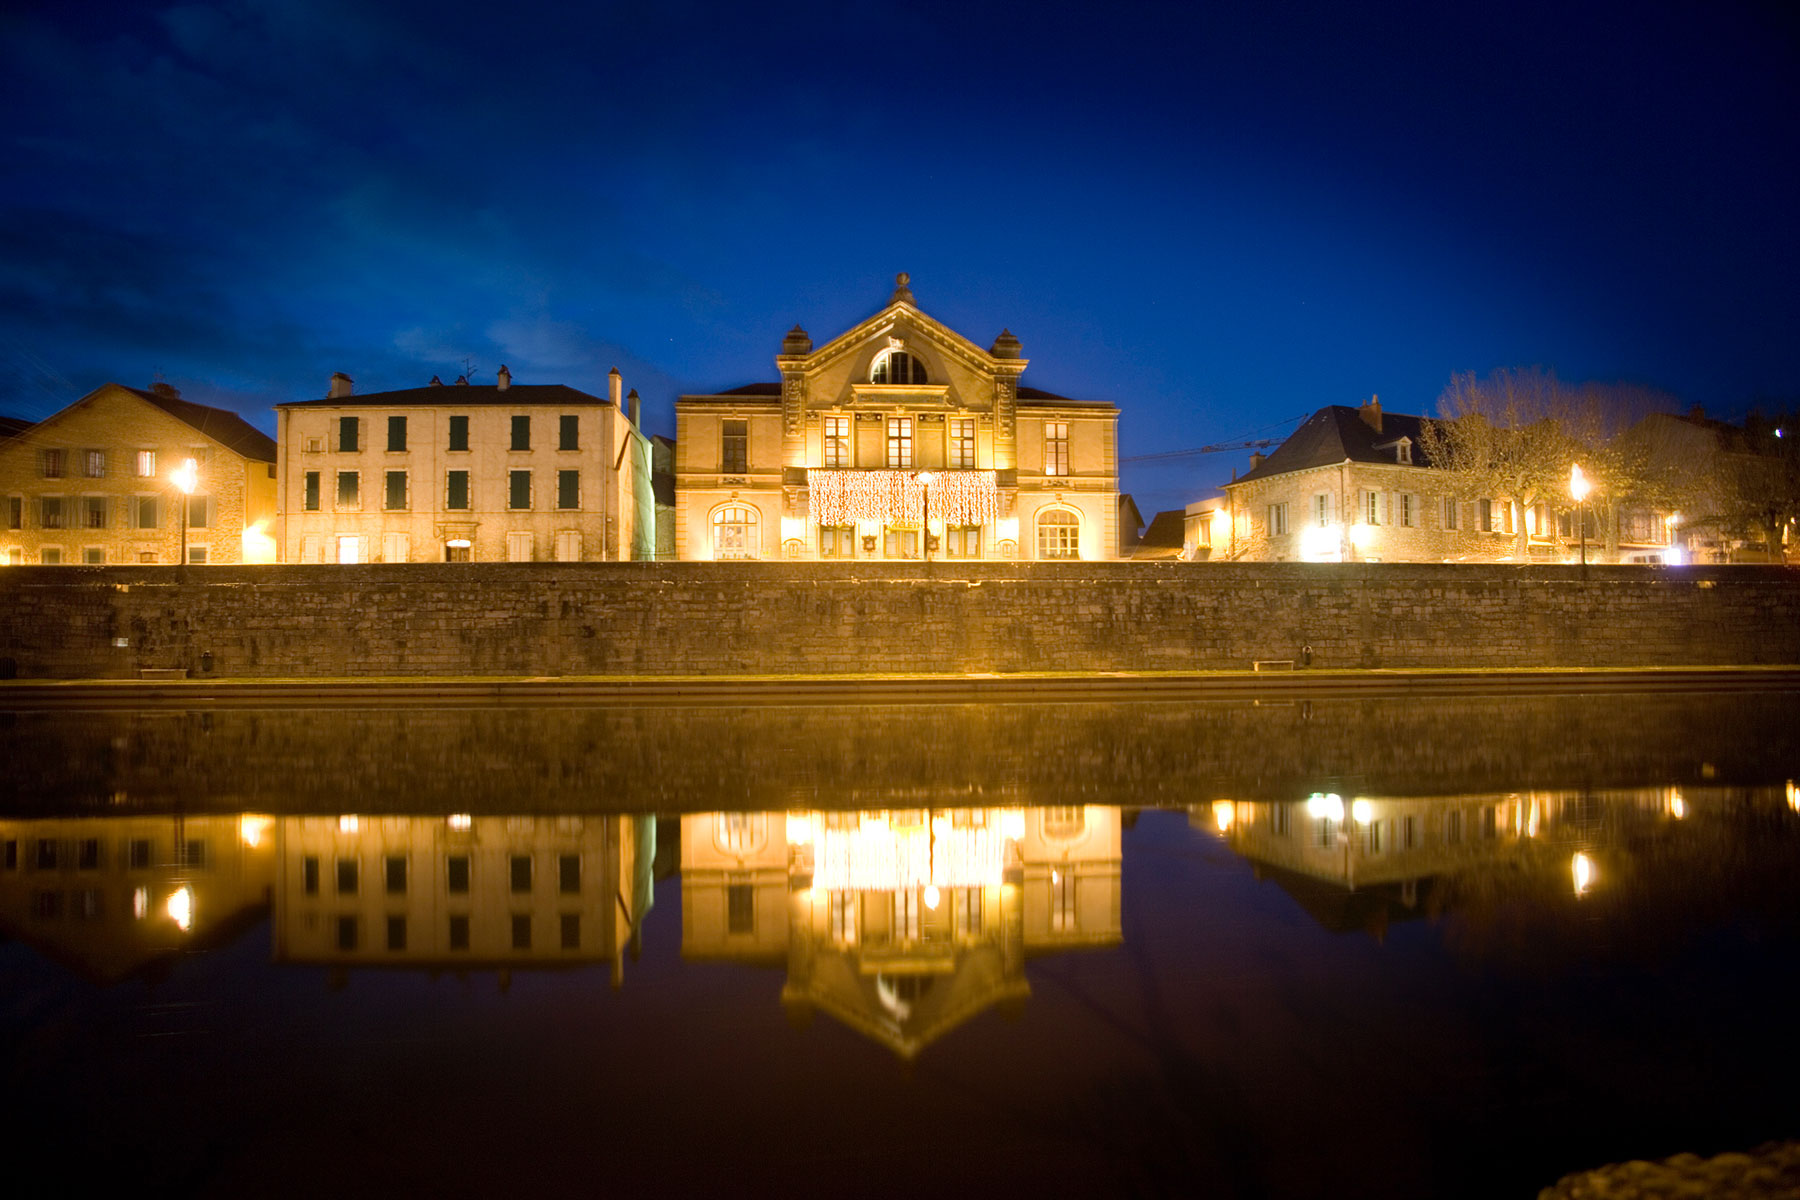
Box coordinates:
[674,274,1121,561]
[681,805,1121,1057]
[0,382,278,566]
[275,369,653,563]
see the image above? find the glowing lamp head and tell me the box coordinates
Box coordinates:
[1211,799,1235,833]
[1351,798,1374,825]
[923,885,941,911]
[167,886,194,931]
[171,457,198,496]
[914,470,936,485]
[1569,464,1591,502]
[1572,851,1595,896]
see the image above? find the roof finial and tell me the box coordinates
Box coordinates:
[890,271,914,306]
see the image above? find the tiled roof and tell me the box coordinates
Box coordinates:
[1137,510,1187,554]
[1231,405,1434,486]
[278,383,609,411]
[124,387,276,463]
[0,415,32,440]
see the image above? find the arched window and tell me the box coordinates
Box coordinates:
[1036,508,1080,559]
[712,504,759,559]
[871,350,928,385]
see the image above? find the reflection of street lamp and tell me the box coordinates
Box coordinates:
[1569,464,1591,575]
[170,457,198,568]
[913,470,935,562]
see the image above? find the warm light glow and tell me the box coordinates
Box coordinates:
[994,516,1019,543]
[811,816,1006,891]
[447,813,472,831]
[780,515,806,541]
[1050,868,1060,885]
[170,457,198,496]
[167,886,193,931]
[914,470,936,485]
[239,814,273,847]
[923,885,940,910]
[1347,522,1374,549]
[1669,790,1687,819]
[1212,800,1235,832]
[1001,809,1026,841]
[1664,546,1685,566]
[1786,780,1798,814]
[1526,798,1541,838]
[338,814,360,833]
[446,538,471,549]
[1305,792,1344,821]
[1569,464,1590,502]
[1300,523,1342,561]
[1351,798,1374,825]
[133,886,148,919]
[786,813,813,845]
[240,520,277,564]
[1572,852,1595,896]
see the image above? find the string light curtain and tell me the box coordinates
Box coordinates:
[807,469,999,527]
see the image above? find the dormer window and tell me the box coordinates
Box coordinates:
[871,350,928,385]
[1395,438,1412,464]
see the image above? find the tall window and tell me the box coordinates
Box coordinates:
[84,450,105,478]
[712,505,758,559]
[1364,491,1381,525]
[445,470,470,510]
[40,449,64,478]
[1442,498,1459,530]
[136,450,157,477]
[337,471,360,510]
[338,417,359,452]
[819,524,855,558]
[384,470,407,511]
[950,418,976,469]
[721,419,748,474]
[944,525,980,558]
[1478,498,1493,532]
[506,531,533,562]
[1267,503,1289,536]
[1314,494,1330,527]
[1401,494,1415,527]
[1037,509,1079,558]
[84,497,106,529]
[823,416,850,468]
[871,350,927,384]
[886,417,913,469]
[40,497,64,529]
[556,470,579,510]
[559,415,579,451]
[510,415,531,452]
[303,471,320,511]
[448,415,469,452]
[387,416,406,452]
[508,470,531,510]
[1044,422,1069,476]
[134,497,158,529]
[8,496,22,530]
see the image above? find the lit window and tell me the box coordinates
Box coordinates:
[1364,491,1381,525]
[1037,509,1080,559]
[136,450,157,477]
[40,449,65,478]
[1401,494,1415,527]
[721,419,747,474]
[84,497,106,529]
[84,450,105,478]
[1442,498,1459,530]
[883,526,919,559]
[886,417,913,469]
[40,497,64,529]
[871,350,927,385]
[712,504,758,559]
[1044,422,1069,477]
[950,418,976,469]
[819,524,855,558]
[944,525,980,559]
[823,416,850,468]
[1314,494,1330,527]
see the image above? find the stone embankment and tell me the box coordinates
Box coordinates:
[1540,1141,1800,1199]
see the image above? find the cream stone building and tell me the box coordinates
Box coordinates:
[0,382,277,565]
[275,368,654,563]
[675,274,1120,562]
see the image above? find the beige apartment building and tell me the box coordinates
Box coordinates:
[675,274,1120,562]
[275,368,654,563]
[0,382,277,565]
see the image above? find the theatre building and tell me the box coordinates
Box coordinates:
[674,274,1120,562]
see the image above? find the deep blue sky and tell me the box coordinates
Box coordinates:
[3,0,1796,517]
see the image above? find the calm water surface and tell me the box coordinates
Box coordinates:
[3,693,1799,1198]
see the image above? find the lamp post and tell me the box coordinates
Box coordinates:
[914,470,935,562]
[1569,464,1590,577]
[170,457,198,570]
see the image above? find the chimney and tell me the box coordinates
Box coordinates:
[1360,393,1383,433]
[608,366,623,409]
[428,375,443,387]
[1689,404,1705,422]
[453,375,468,386]
[627,388,641,428]
[328,372,353,399]
[150,381,182,400]
[1248,452,1264,471]
[496,365,512,391]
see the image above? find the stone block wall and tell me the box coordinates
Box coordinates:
[0,561,1797,679]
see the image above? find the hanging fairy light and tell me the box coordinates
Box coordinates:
[808,469,999,528]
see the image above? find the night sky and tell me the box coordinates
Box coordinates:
[4,0,1796,517]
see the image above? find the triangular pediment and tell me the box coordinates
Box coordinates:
[782,293,1026,382]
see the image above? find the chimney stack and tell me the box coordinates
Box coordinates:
[328,372,353,399]
[1359,393,1383,433]
[608,366,623,409]
[1248,452,1264,471]
[428,375,443,387]
[496,365,512,391]
[627,388,641,428]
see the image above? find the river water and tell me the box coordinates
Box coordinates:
[2,691,1798,1197]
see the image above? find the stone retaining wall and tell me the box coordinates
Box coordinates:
[1,561,1797,679]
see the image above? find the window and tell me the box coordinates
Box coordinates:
[823,415,850,468]
[448,914,470,950]
[336,916,358,951]
[1037,509,1080,559]
[944,525,980,559]
[136,450,157,477]
[1402,815,1418,849]
[187,494,210,529]
[302,856,319,894]
[1442,498,1459,530]
[1446,811,1464,844]
[559,854,580,894]
[508,470,531,510]
[39,548,62,564]
[1478,499,1493,532]
[84,450,105,478]
[41,449,65,478]
[510,415,531,451]
[506,531,534,561]
[186,545,208,565]
[129,839,151,869]
[338,416,359,453]
[382,856,407,895]
[560,913,580,949]
[1367,821,1384,853]
[79,838,100,869]
[386,916,407,951]
[448,415,470,453]
[387,415,406,452]
[1314,494,1331,527]
[819,524,855,558]
[728,884,755,934]
[886,417,913,469]
[1396,439,1412,464]
[1051,871,1076,932]
[444,540,471,562]
[871,350,927,384]
[559,414,579,451]
[303,437,322,454]
[384,470,407,511]
[40,497,64,529]
[446,470,469,510]
[950,418,976,469]
[511,914,531,949]
[84,497,106,529]
[554,530,581,562]
[337,471,360,510]
[381,532,408,563]
[884,527,918,559]
[336,535,360,564]
[1364,491,1381,525]
[712,505,758,559]
[1267,502,1288,537]
[303,471,321,511]
[1044,421,1069,477]
[510,855,532,893]
[721,419,748,474]
[446,855,470,893]
[336,858,359,894]
[7,497,19,530]
[84,548,104,564]
[1401,494,1415,527]
[556,470,579,510]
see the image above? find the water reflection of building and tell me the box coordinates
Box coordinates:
[682,805,1121,1058]
[271,814,655,984]
[0,814,275,981]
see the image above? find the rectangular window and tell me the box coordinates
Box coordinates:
[448,415,470,453]
[84,548,104,564]
[1446,811,1464,844]
[508,470,531,510]
[187,494,209,529]
[78,838,100,869]
[304,437,322,454]
[511,914,532,949]
[728,884,755,934]
[381,532,408,563]
[558,854,580,894]
[84,450,105,478]
[338,416,359,453]
[949,418,976,469]
[129,839,151,869]
[446,855,470,893]
[7,497,20,530]
[186,546,207,565]
[302,855,319,894]
[554,530,581,562]
[336,916,359,951]
[40,497,64,529]
[556,470,579,510]
[819,524,855,558]
[560,913,580,950]
[823,416,850,468]
[445,470,469,510]
[510,854,532,893]
[84,497,106,529]
[336,535,360,564]
[887,417,913,469]
[336,858,359,894]
[721,418,748,474]
[1478,499,1493,532]
[133,496,158,530]
[1045,421,1069,476]
[1365,491,1380,525]
[337,471,360,510]
[510,415,531,451]
[41,449,65,478]
[40,548,62,564]
[384,470,407,511]
[385,856,407,894]
[506,531,533,562]
[1401,494,1415,527]
[386,916,406,951]
[559,414,579,451]
[448,914,470,950]
[1314,495,1330,526]
[386,415,406,452]
[136,450,157,477]
[303,471,321,511]
[1442,498,1459,530]
[1402,815,1418,849]
[1267,503,1288,536]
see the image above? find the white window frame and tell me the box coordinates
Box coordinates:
[1036,508,1081,559]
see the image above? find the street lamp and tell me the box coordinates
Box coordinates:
[914,470,936,562]
[170,457,198,568]
[1569,463,1590,575]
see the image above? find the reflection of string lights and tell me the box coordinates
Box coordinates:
[447,813,472,831]
[1351,798,1374,825]
[1788,780,1798,814]
[167,886,194,931]
[338,815,360,834]
[239,815,272,847]
[1212,800,1234,832]
[133,887,148,919]
[812,822,1008,891]
[1669,790,1687,819]
[1572,852,1595,897]
[923,885,940,911]
[1305,793,1344,821]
